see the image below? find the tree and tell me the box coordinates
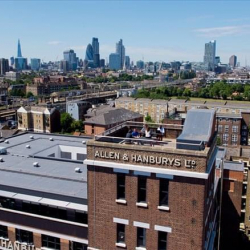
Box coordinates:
[71,120,83,132]
[145,115,154,123]
[26,92,34,98]
[60,113,74,133]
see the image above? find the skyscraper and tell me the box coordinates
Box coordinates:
[229,55,237,68]
[30,58,41,71]
[204,40,216,71]
[92,38,100,68]
[63,50,77,71]
[116,39,125,69]
[17,39,22,58]
[85,44,94,61]
[0,58,9,75]
[124,56,130,70]
[109,53,121,70]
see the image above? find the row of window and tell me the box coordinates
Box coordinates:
[0,226,87,250]
[218,125,239,133]
[117,175,169,207]
[222,134,238,142]
[117,224,167,250]
[0,196,87,224]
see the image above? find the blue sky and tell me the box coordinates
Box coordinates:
[0,1,250,64]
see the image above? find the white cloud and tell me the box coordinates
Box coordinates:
[194,25,250,38]
[48,41,62,45]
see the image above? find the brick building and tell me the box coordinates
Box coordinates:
[84,107,143,136]
[17,106,60,133]
[84,109,220,250]
[26,76,86,96]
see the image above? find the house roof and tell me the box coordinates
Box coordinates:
[84,108,143,126]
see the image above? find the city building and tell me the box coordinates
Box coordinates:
[26,76,83,96]
[17,106,60,133]
[63,50,77,71]
[116,39,125,69]
[109,53,121,70]
[84,109,219,250]
[0,133,89,250]
[66,100,91,120]
[0,58,9,76]
[229,55,237,68]
[92,38,100,68]
[30,58,41,71]
[4,71,21,81]
[204,40,216,71]
[115,97,250,145]
[14,40,28,71]
[85,44,94,68]
[100,59,105,68]
[60,60,69,73]
[84,107,143,135]
[10,57,14,67]
[136,60,144,70]
[124,56,130,69]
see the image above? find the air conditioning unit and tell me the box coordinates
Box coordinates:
[33,162,39,167]
[75,167,81,173]
[26,145,30,149]
[49,138,54,141]
[30,135,34,139]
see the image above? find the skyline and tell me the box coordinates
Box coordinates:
[0,1,250,64]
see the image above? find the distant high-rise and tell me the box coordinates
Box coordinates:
[92,38,100,67]
[100,59,105,68]
[116,39,125,69]
[85,44,94,61]
[60,60,69,73]
[136,60,144,69]
[30,58,41,71]
[204,40,216,71]
[15,39,28,71]
[63,50,77,71]
[109,53,121,70]
[229,55,237,68]
[17,39,22,58]
[0,58,9,75]
[10,57,15,67]
[124,56,130,69]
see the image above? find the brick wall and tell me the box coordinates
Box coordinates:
[87,165,207,250]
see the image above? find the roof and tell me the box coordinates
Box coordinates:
[17,106,57,115]
[224,161,244,172]
[0,133,89,204]
[85,108,143,126]
[177,109,215,150]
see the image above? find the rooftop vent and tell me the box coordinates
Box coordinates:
[30,135,34,139]
[4,140,9,144]
[0,158,4,162]
[82,141,86,145]
[33,162,39,167]
[26,145,30,149]
[49,138,54,141]
[75,167,81,173]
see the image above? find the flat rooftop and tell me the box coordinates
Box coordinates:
[0,133,90,204]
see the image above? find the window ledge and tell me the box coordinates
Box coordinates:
[136,202,148,208]
[157,205,170,211]
[116,199,127,204]
[135,247,146,250]
[116,243,126,248]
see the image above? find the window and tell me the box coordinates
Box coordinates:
[117,175,126,200]
[224,125,229,133]
[218,125,223,132]
[77,153,86,161]
[137,227,146,248]
[138,177,147,203]
[223,134,229,141]
[232,134,238,142]
[158,231,167,250]
[232,126,238,133]
[70,242,87,250]
[0,225,8,239]
[61,151,71,159]
[117,224,125,243]
[159,179,169,206]
[16,229,33,244]
[42,235,60,250]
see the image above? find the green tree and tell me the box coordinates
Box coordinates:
[145,115,154,123]
[71,120,83,132]
[60,113,74,133]
[26,92,34,98]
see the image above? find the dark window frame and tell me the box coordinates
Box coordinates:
[16,229,33,244]
[159,179,169,206]
[137,177,147,203]
[0,225,8,239]
[158,231,167,250]
[117,224,125,243]
[42,235,60,250]
[117,174,126,200]
[137,227,146,247]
